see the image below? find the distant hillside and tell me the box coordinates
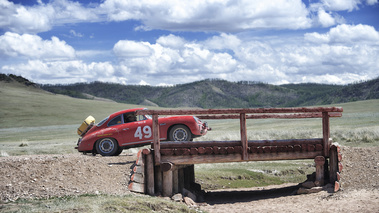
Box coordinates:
[0,73,147,128]
[0,73,39,88]
[40,76,379,108]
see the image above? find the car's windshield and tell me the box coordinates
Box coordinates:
[97,116,109,127]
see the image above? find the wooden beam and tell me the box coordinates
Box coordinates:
[315,156,325,186]
[197,112,342,120]
[178,168,184,193]
[152,114,161,165]
[322,112,330,157]
[161,151,323,165]
[161,162,174,172]
[136,107,343,116]
[162,170,173,197]
[240,113,248,160]
[145,151,155,196]
[160,138,323,149]
[155,165,162,194]
[173,169,179,194]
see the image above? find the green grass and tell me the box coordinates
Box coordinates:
[0,81,378,211]
[0,194,196,213]
[195,160,315,190]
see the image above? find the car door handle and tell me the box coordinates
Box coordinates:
[123,128,129,131]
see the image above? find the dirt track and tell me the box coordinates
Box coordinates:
[0,146,378,212]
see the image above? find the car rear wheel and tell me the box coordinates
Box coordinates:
[96,138,119,156]
[169,125,192,141]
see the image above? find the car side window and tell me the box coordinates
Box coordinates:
[108,115,122,126]
[137,115,147,121]
[124,113,137,123]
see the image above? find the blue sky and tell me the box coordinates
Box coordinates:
[0,0,378,86]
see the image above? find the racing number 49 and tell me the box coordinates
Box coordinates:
[134,126,152,139]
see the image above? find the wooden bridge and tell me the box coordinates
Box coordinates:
[128,107,343,198]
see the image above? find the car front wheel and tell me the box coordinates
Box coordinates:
[169,125,192,141]
[96,138,119,156]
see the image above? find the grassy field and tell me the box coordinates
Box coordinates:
[0,194,196,213]
[1,81,378,211]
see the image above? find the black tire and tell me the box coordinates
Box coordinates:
[114,147,123,156]
[168,125,192,141]
[96,138,119,156]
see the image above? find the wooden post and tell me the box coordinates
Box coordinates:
[178,168,184,193]
[189,165,195,184]
[240,113,248,160]
[162,170,173,197]
[315,156,325,186]
[184,166,190,189]
[322,112,330,157]
[155,165,162,194]
[152,114,161,165]
[330,143,342,192]
[173,169,179,194]
[145,151,155,195]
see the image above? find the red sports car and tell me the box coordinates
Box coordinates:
[76,108,210,156]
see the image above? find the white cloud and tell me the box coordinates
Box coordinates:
[0,0,98,34]
[305,24,379,43]
[320,0,361,11]
[113,40,152,58]
[1,59,126,84]
[317,9,336,27]
[204,33,241,50]
[69,30,83,38]
[1,0,378,35]
[156,34,186,49]
[99,0,312,32]
[0,32,76,60]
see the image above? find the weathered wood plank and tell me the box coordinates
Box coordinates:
[196,112,342,120]
[240,113,248,160]
[146,151,155,196]
[128,182,145,194]
[190,147,198,155]
[315,156,325,186]
[133,164,144,174]
[160,138,323,149]
[130,173,144,184]
[322,112,330,157]
[136,107,343,116]
[173,169,179,194]
[334,181,340,192]
[161,149,174,156]
[161,151,323,165]
[152,114,161,165]
[155,166,162,194]
[205,147,213,154]
[329,143,339,183]
[162,170,173,197]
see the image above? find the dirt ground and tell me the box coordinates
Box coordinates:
[0,146,378,212]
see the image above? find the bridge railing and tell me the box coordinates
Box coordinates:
[136,107,343,165]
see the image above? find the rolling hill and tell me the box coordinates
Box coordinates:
[40,76,379,108]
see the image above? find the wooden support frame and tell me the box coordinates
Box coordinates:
[152,114,161,165]
[315,156,325,186]
[322,112,331,157]
[130,107,344,197]
[240,113,248,160]
[135,107,342,165]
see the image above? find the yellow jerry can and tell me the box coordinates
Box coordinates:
[77,115,95,136]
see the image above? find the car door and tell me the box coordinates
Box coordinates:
[118,112,154,146]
